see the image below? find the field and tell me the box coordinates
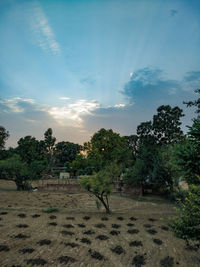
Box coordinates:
[0,180,199,267]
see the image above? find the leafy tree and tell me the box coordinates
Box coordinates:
[0,154,47,190]
[150,147,179,192]
[174,120,200,185]
[152,105,185,145]
[71,154,94,175]
[44,128,56,167]
[170,185,200,247]
[79,167,114,214]
[85,128,129,171]
[0,126,9,150]
[55,141,81,166]
[16,136,45,164]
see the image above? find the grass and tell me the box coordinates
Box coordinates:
[0,188,17,192]
[42,207,59,213]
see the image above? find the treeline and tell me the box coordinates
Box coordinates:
[0,128,81,190]
[0,91,199,194]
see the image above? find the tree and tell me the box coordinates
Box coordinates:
[152,105,185,145]
[0,126,9,150]
[55,141,81,166]
[124,135,139,163]
[85,128,129,171]
[184,88,200,116]
[0,154,47,190]
[150,146,179,192]
[174,120,200,185]
[80,171,110,214]
[16,136,44,164]
[71,154,93,175]
[123,158,147,186]
[44,128,56,167]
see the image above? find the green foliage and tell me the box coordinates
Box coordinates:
[170,185,200,247]
[123,159,147,186]
[0,154,48,190]
[42,207,59,213]
[153,105,184,145]
[79,164,118,213]
[0,126,9,150]
[85,128,129,171]
[44,128,56,167]
[17,136,45,164]
[55,141,81,166]
[174,120,200,185]
[124,134,139,164]
[151,147,179,191]
[71,154,93,175]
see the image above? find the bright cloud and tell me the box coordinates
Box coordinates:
[0,97,35,113]
[30,3,60,55]
[59,97,71,100]
[114,104,126,108]
[48,100,100,127]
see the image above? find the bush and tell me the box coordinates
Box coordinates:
[165,189,189,203]
[170,185,200,247]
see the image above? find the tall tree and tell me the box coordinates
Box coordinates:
[152,105,185,145]
[44,128,56,167]
[0,126,9,150]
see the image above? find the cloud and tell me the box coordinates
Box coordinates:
[114,104,126,108]
[0,97,35,113]
[122,67,181,106]
[59,97,71,100]
[30,2,60,55]
[48,99,99,127]
[170,9,178,17]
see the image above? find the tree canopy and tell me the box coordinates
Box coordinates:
[0,126,9,150]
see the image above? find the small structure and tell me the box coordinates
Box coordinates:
[59,172,70,179]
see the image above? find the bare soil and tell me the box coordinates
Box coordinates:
[0,180,199,266]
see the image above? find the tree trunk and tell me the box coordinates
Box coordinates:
[97,195,110,214]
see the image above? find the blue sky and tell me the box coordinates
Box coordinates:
[0,0,200,147]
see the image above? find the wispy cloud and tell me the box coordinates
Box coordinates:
[59,97,71,101]
[30,2,60,55]
[114,104,126,108]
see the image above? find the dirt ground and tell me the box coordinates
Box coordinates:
[0,180,199,267]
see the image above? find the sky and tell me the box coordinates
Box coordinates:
[0,0,200,147]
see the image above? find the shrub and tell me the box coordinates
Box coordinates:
[170,185,200,247]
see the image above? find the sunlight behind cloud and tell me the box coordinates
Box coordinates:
[48,99,99,127]
[0,97,35,113]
